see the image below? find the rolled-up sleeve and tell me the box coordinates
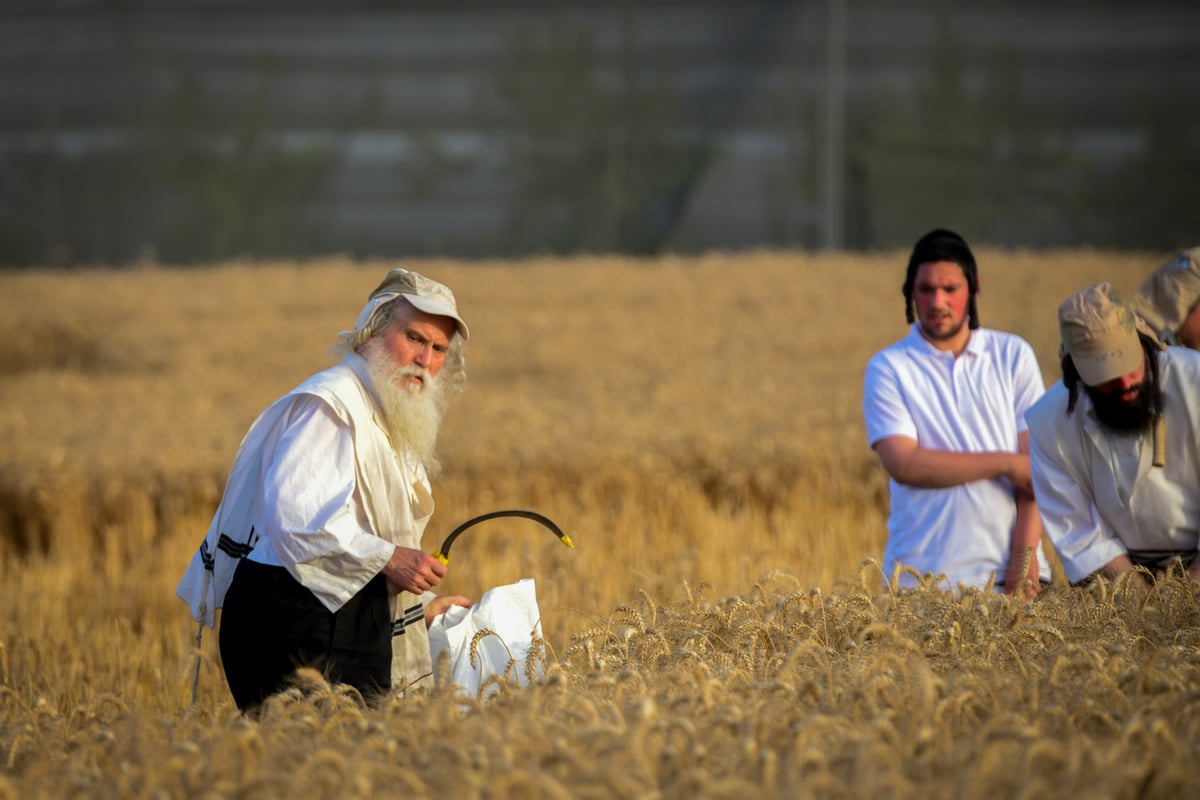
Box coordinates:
[260,394,395,611]
[1028,424,1127,582]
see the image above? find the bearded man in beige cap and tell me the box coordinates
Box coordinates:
[1025,281,1200,586]
[1130,247,1200,349]
[177,269,474,712]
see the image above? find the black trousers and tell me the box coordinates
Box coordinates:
[1072,550,1197,587]
[1128,550,1197,572]
[218,558,393,712]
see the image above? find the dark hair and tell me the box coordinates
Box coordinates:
[1063,332,1161,415]
[903,228,980,329]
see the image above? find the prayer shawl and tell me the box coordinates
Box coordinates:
[176,352,435,689]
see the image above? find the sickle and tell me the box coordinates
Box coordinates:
[432,509,573,565]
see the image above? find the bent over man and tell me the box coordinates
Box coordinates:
[1026,282,1200,585]
[862,228,1050,596]
[177,269,474,711]
[1129,246,1200,349]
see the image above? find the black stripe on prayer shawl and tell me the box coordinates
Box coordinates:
[220,534,258,561]
[392,602,425,637]
[200,528,258,571]
[217,525,256,556]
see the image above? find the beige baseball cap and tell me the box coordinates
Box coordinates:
[1129,247,1200,343]
[1058,282,1157,386]
[353,268,469,342]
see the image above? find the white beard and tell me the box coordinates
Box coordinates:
[360,339,448,475]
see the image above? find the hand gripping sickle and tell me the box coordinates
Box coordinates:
[432,509,574,565]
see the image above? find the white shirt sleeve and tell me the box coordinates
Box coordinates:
[863,353,916,447]
[1028,419,1127,583]
[1010,339,1045,435]
[259,393,395,611]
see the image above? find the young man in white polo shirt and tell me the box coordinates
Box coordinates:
[862,229,1050,596]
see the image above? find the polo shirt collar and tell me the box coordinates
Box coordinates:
[905,322,985,358]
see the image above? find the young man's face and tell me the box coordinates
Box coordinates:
[913,261,971,347]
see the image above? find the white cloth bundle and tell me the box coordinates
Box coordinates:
[428,578,544,697]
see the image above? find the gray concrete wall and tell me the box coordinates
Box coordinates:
[2,1,1198,264]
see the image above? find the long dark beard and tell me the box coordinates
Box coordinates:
[361,340,448,474]
[1085,380,1160,434]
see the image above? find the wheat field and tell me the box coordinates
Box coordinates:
[3,249,1199,797]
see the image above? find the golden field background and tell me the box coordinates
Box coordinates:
[3,249,1200,797]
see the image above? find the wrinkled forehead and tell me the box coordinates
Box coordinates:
[392,302,457,341]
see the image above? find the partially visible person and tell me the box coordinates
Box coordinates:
[862,228,1050,597]
[1026,281,1200,585]
[1130,246,1200,349]
[176,268,474,712]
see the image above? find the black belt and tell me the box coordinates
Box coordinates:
[1126,550,1197,571]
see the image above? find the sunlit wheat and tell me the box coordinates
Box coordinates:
[2,251,1199,795]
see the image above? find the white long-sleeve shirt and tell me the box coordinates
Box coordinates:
[247,393,423,611]
[1026,347,1200,582]
[177,351,436,686]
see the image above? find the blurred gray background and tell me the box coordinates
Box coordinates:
[3,0,1198,266]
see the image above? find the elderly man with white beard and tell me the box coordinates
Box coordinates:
[177,269,474,712]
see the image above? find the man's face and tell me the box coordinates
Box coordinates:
[362,310,455,470]
[1178,300,1200,349]
[379,308,457,392]
[1085,353,1155,433]
[913,261,971,346]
